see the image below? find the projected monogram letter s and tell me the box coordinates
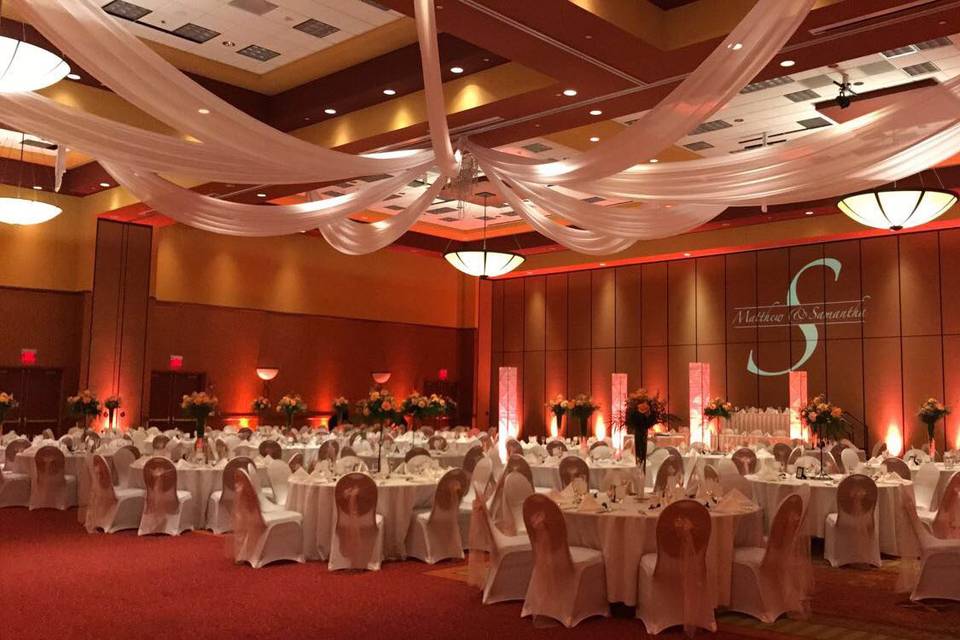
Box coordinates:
[747,258,842,377]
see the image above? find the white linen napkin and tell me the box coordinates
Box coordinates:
[579,493,601,512]
[714,489,755,513]
[756,465,780,481]
[290,467,310,481]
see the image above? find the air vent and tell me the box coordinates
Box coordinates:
[103,0,151,21]
[439,216,460,222]
[915,37,952,50]
[228,0,278,16]
[334,181,354,189]
[784,88,821,102]
[684,141,714,151]
[294,19,340,38]
[356,173,392,182]
[475,215,497,221]
[171,23,220,44]
[688,119,732,135]
[321,190,342,197]
[881,44,918,58]
[740,75,794,94]
[501,210,519,216]
[798,74,836,89]
[902,61,940,76]
[581,196,604,203]
[429,206,458,214]
[522,142,552,153]
[237,45,280,62]
[857,60,897,76]
[384,205,406,211]
[797,117,832,129]
[361,0,391,9]
[22,138,57,151]
[383,193,402,201]
[476,191,497,198]
[407,179,426,188]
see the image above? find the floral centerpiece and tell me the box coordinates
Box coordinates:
[624,388,665,467]
[332,396,350,424]
[181,391,218,441]
[546,395,569,436]
[276,394,307,429]
[359,388,401,426]
[402,392,447,426]
[68,390,101,430]
[703,398,734,421]
[569,394,599,437]
[103,395,122,434]
[801,394,847,476]
[0,391,17,437]
[918,397,949,458]
[252,396,271,425]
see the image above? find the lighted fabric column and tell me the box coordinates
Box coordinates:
[788,370,808,441]
[689,362,710,446]
[498,366,519,438]
[611,373,628,450]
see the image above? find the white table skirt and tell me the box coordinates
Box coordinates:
[747,475,909,556]
[234,443,322,467]
[286,476,437,561]
[127,458,269,528]
[15,450,88,506]
[561,501,764,606]
[530,461,638,491]
[729,410,791,435]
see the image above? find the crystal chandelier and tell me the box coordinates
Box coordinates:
[838,182,957,231]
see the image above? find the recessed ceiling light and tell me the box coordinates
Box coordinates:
[562,88,578,97]
[780,59,796,68]
[599,262,606,266]
[589,109,602,116]
[256,193,268,198]
[649,158,659,163]
[99,182,111,188]
[383,88,396,96]
[66,73,81,80]
[222,40,236,47]
[683,252,692,257]
[31,185,42,190]
[805,210,814,215]
[197,108,210,114]
[450,66,464,74]
[324,108,337,115]
[589,136,600,142]
[729,42,743,51]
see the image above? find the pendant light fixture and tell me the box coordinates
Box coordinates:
[0,1,70,93]
[838,171,957,231]
[444,192,524,279]
[0,132,62,226]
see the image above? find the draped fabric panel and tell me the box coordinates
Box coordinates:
[413,0,458,177]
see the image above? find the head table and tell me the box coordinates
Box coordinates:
[285,471,438,561]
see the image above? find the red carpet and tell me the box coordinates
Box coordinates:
[2,509,959,640]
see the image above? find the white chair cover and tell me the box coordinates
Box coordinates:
[29,446,77,510]
[407,468,469,564]
[137,457,195,536]
[914,462,941,513]
[840,447,862,474]
[473,496,533,604]
[206,456,253,534]
[896,485,960,602]
[824,474,880,567]
[328,472,384,571]
[0,447,30,508]
[231,468,304,568]
[84,454,144,533]
[265,458,292,506]
[928,472,960,539]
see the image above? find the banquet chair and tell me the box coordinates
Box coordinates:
[237,427,254,441]
[329,472,384,571]
[334,456,369,475]
[317,440,339,465]
[473,489,534,604]
[925,472,960,538]
[653,455,684,494]
[151,434,170,454]
[208,456,254,534]
[463,456,495,548]
[428,435,448,451]
[29,446,78,511]
[339,446,357,459]
[904,448,930,466]
[824,474,881,567]
[703,464,721,486]
[232,469,304,569]
[85,455,145,533]
[505,454,535,489]
[59,435,76,453]
[732,448,759,475]
[0,445,30,508]
[266,458,292,506]
[871,441,888,459]
[258,440,282,460]
[830,444,847,471]
[419,426,435,438]
[882,457,911,480]
[4,439,29,472]
[506,439,524,458]
[546,440,567,457]
[408,468,469,564]
[898,486,960,601]
[462,445,485,476]
[478,434,493,452]
[729,494,810,623]
[558,456,589,489]
[287,452,305,473]
[840,448,862,474]
[637,500,717,635]
[588,442,613,461]
[787,446,803,467]
[138,457,196,536]
[772,443,792,470]
[112,445,140,488]
[793,455,822,476]
[645,448,670,487]
[405,446,430,462]
[914,462,941,515]
[521,494,608,627]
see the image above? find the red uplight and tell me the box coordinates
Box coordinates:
[169,355,183,370]
[438,368,449,381]
[20,349,37,365]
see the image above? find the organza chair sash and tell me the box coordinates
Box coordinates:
[655,500,713,636]
[334,473,379,568]
[142,457,179,517]
[931,473,960,539]
[34,446,67,502]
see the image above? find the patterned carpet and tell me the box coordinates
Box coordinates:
[2,509,959,640]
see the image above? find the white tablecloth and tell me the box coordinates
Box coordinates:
[286,475,437,561]
[747,474,909,556]
[729,410,790,435]
[15,450,89,506]
[358,451,464,472]
[560,498,763,606]
[234,442,322,467]
[530,459,638,491]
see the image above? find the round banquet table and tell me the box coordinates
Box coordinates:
[558,497,764,607]
[358,451,464,472]
[909,463,958,511]
[530,459,638,491]
[234,442,322,467]
[747,474,910,556]
[285,474,437,561]
[15,449,89,505]
[127,457,269,528]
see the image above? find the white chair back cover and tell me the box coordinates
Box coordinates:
[840,447,861,474]
[653,455,684,493]
[31,445,67,509]
[112,445,140,487]
[882,457,910,479]
[521,493,576,614]
[931,472,960,539]
[333,472,379,568]
[266,458,292,505]
[85,454,118,531]
[558,456,589,489]
[836,474,877,535]
[652,500,714,635]
[914,462,941,511]
[500,471,534,536]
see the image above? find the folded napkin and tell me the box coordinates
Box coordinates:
[579,493,601,512]
[714,489,755,513]
[309,467,330,481]
[175,459,194,470]
[756,464,780,481]
[880,471,904,484]
[523,453,542,465]
[558,482,577,501]
[290,467,310,481]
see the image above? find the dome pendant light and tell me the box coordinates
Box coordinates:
[0,4,70,93]
[444,189,524,279]
[0,132,62,225]
[838,172,957,231]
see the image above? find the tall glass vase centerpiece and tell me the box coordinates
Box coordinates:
[68,390,101,433]
[251,396,272,427]
[570,394,599,439]
[402,391,445,429]
[918,398,950,461]
[332,396,350,427]
[358,388,401,474]
[703,398,735,451]
[103,395,122,435]
[624,389,665,482]
[277,394,307,430]
[800,394,847,479]
[546,395,569,439]
[0,391,17,439]
[181,391,218,461]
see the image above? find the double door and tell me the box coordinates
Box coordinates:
[0,367,64,437]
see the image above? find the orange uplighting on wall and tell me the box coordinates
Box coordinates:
[238,417,250,429]
[886,423,904,457]
[595,413,607,441]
